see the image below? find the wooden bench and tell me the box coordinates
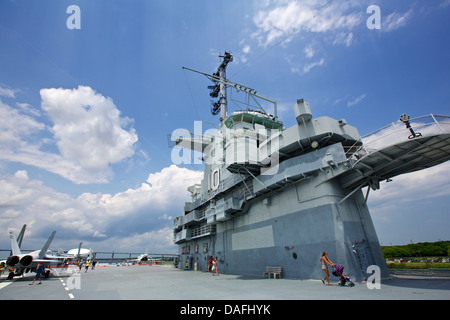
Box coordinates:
[263,266,282,279]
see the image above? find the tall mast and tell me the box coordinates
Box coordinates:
[218,57,228,124]
[183,51,279,123]
[215,52,233,125]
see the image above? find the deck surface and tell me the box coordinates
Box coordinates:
[1,264,449,301]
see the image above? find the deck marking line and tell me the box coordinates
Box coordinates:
[0,282,13,290]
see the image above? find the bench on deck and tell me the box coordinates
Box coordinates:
[263,266,282,279]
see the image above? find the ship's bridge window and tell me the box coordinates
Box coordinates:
[224,111,283,130]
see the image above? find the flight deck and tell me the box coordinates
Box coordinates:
[1,264,449,301]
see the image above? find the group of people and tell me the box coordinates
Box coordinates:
[78,259,97,272]
[207,256,219,276]
[202,252,341,283]
[28,259,98,286]
[28,252,340,285]
[30,260,97,286]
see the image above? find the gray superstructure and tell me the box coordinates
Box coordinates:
[173,53,450,281]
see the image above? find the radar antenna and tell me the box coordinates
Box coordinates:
[182,52,278,126]
[212,51,233,122]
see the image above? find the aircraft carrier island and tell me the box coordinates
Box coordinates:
[172,52,450,282]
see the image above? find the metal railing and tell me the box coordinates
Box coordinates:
[346,114,450,162]
[0,249,177,262]
[190,224,216,239]
[174,224,217,243]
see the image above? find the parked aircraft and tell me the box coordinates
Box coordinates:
[66,248,93,259]
[135,253,150,263]
[3,229,66,279]
[127,251,151,264]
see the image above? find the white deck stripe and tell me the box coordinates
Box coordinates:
[0,282,13,290]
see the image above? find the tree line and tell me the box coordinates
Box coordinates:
[381,241,450,258]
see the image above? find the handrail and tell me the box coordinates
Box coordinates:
[346,114,450,163]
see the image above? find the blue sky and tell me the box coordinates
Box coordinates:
[0,0,449,255]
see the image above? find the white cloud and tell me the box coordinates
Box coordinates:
[304,44,315,58]
[239,41,252,63]
[0,98,46,148]
[286,54,325,74]
[0,86,203,252]
[40,86,138,172]
[344,32,354,47]
[369,161,450,206]
[79,165,203,216]
[106,227,176,252]
[303,58,325,73]
[249,1,363,75]
[0,86,138,184]
[0,84,19,98]
[16,102,41,117]
[383,9,413,32]
[0,165,203,252]
[0,170,101,240]
[347,94,366,107]
[253,0,363,47]
[333,32,354,47]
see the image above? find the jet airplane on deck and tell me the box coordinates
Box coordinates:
[2,226,66,279]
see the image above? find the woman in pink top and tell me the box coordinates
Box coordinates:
[320,251,335,286]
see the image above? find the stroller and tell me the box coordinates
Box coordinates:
[332,265,355,287]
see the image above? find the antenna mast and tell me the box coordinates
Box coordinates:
[214,52,233,125]
[183,51,278,124]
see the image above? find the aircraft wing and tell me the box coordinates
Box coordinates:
[33,259,64,264]
[45,255,69,260]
